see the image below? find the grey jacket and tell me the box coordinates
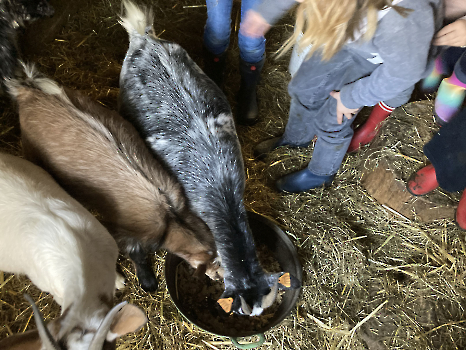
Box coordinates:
[255,0,444,108]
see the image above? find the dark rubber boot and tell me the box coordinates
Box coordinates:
[276,168,334,193]
[237,58,265,126]
[456,191,466,231]
[347,102,394,153]
[254,136,310,161]
[203,47,226,88]
[406,164,439,196]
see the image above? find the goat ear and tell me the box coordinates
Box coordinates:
[0,329,42,350]
[107,304,148,341]
[277,272,301,290]
[217,297,234,313]
[90,301,127,350]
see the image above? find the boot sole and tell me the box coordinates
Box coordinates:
[405,171,438,197]
[276,183,332,193]
[406,182,428,197]
[276,177,334,193]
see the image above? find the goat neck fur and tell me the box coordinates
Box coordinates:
[8,64,219,293]
[118,0,283,316]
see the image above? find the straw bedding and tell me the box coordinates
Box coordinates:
[1,0,465,349]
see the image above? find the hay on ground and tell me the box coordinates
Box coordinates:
[1,1,466,349]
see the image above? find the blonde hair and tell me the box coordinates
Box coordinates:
[279,0,410,61]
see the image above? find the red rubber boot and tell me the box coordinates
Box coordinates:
[406,164,439,196]
[347,101,395,153]
[455,191,466,231]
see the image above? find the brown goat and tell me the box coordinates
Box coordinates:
[9,65,221,292]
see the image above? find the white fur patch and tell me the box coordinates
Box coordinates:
[6,62,70,103]
[206,112,235,136]
[115,273,126,290]
[250,306,264,317]
[119,0,154,37]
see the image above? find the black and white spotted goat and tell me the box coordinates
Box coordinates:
[0,0,54,89]
[118,0,300,316]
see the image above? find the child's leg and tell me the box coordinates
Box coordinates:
[204,0,233,55]
[422,47,463,92]
[422,53,449,92]
[203,0,234,86]
[279,48,359,146]
[435,50,466,124]
[275,49,377,192]
[280,98,319,145]
[236,0,266,125]
[347,101,395,153]
[275,96,353,193]
[308,97,355,177]
[290,49,374,174]
[238,0,265,64]
[347,86,414,153]
[274,78,341,193]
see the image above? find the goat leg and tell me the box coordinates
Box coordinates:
[129,244,158,293]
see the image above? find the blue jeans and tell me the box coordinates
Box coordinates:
[204,0,265,63]
[284,48,413,176]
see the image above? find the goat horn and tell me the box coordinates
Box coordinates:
[23,294,60,350]
[89,301,128,350]
[239,296,252,315]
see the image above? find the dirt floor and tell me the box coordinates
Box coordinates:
[1,0,466,349]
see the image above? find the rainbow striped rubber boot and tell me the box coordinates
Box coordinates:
[435,72,466,125]
[422,56,447,93]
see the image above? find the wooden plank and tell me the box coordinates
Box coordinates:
[362,158,455,222]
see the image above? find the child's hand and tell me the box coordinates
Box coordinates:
[433,19,466,47]
[330,91,359,124]
[241,10,271,38]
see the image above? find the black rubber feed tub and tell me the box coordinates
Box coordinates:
[165,211,302,349]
